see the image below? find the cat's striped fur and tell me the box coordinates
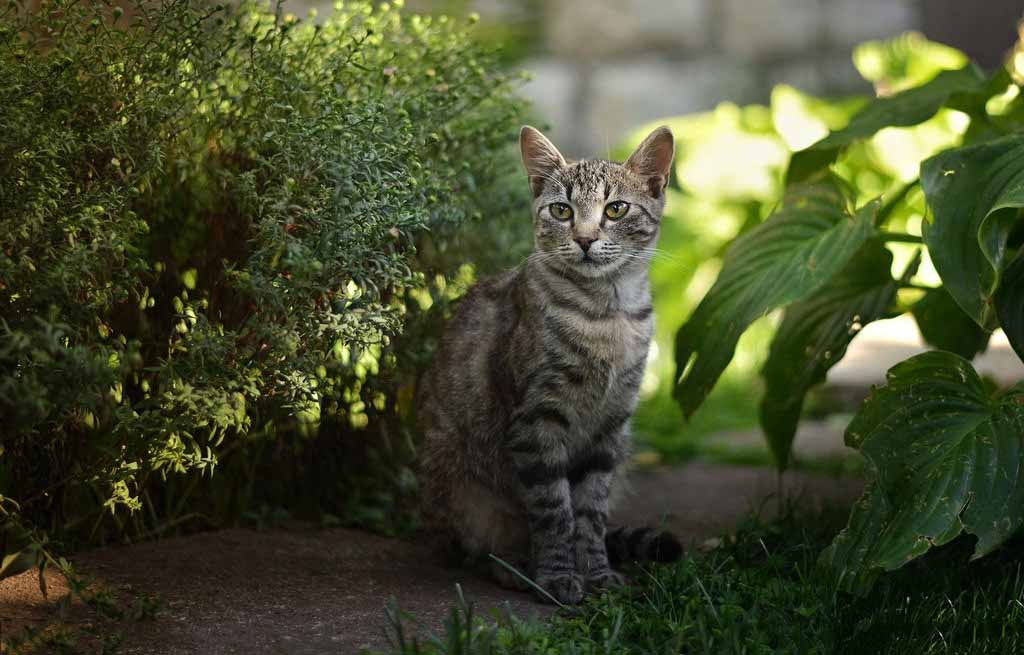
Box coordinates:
[417,126,681,604]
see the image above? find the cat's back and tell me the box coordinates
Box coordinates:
[417,267,524,431]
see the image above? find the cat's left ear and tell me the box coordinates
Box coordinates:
[520,125,566,197]
[624,126,674,198]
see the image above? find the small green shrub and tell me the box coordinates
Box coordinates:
[0,0,526,572]
[670,32,1024,590]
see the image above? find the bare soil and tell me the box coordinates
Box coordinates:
[0,463,863,654]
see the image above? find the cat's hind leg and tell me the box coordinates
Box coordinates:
[449,479,532,590]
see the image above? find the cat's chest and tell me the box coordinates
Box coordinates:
[569,312,649,365]
[563,319,651,439]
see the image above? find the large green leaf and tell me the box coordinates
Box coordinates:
[674,185,877,418]
[921,135,1024,329]
[911,286,991,359]
[818,480,892,593]
[996,251,1024,361]
[822,351,1024,592]
[759,242,903,470]
[787,65,986,183]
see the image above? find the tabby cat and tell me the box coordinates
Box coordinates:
[417,125,681,605]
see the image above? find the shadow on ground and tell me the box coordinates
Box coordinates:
[0,463,863,654]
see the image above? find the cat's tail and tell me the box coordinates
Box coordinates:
[605,526,683,565]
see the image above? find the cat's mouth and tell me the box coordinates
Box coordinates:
[574,253,618,275]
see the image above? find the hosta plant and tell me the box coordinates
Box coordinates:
[673,33,1024,591]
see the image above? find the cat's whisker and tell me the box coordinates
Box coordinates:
[635,247,682,265]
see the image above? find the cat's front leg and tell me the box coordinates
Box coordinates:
[508,411,583,605]
[570,457,627,591]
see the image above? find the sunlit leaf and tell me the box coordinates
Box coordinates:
[674,184,877,417]
[823,352,1024,593]
[787,65,986,183]
[853,32,968,95]
[921,134,1024,329]
[771,85,866,152]
[622,104,786,202]
[760,242,902,470]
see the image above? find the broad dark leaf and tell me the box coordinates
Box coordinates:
[822,351,1024,592]
[911,286,991,359]
[760,242,901,470]
[674,185,877,418]
[995,251,1024,361]
[818,480,891,593]
[921,135,1024,329]
[787,66,986,183]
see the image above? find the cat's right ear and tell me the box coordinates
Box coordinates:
[520,126,566,197]
[624,126,674,199]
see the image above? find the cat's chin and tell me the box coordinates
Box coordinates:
[570,258,621,278]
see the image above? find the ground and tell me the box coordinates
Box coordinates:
[0,463,862,654]
[3,323,1019,654]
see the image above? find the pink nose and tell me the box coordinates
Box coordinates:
[574,236,596,252]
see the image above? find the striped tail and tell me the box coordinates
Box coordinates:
[605,526,682,566]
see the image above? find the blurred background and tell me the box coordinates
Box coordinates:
[278,0,1024,463]
[5,2,1024,644]
[289,0,1022,154]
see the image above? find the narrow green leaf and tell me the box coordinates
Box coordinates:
[787,65,986,183]
[674,184,877,418]
[911,286,991,359]
[760,242,899,470]
[0,546,38,580]
[824,351,1024,592]
[921,134,1024,328]
[995,251,1024,361]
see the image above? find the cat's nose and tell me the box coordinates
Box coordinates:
[574,236,596,253]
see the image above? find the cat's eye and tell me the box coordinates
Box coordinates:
[549,203,573,220]
[604,201,629,219]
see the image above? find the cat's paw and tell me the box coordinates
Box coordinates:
[535,570,584,605]
[586,569,628,592]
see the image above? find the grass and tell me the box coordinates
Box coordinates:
[633,377,762,463]
[374,508,1024,655]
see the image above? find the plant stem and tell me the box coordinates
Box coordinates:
[899,282,935,291]
[880,231,923,244]
[876,178,919,226]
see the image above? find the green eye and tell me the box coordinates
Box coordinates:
[550,203,573,220]
[604,201,629,219]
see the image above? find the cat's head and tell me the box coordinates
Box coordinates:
[519,125,674,279]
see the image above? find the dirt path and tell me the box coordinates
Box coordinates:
[1,463,863,654]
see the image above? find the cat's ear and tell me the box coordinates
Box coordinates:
[520,125,566,197]
[624,126,674,198]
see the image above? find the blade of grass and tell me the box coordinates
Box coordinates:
[487,554,570,611]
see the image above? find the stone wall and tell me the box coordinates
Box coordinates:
[510,0,920,155]
[289,0,927,154]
